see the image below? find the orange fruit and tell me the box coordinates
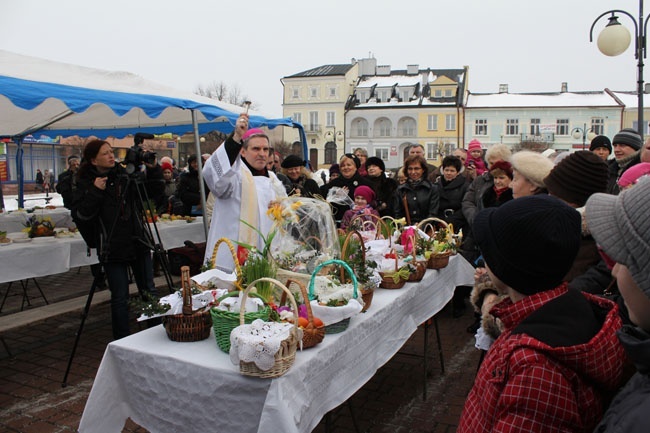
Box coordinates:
[297,317,309,328]
[312,317,324,327]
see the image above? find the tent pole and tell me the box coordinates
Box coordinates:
[15,137,24,209]
[191,110,209,241]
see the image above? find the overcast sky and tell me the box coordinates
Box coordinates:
[1,0,645,118]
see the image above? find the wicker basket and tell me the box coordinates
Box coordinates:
[194,237,243,292]
[349,213,391,240]
[308,259,359,334]
[428,251,452,270]
[208,238,269,353]
[416,217,449,237]
[163,266,213,342]
[407,260,427,282]
[236,278,300,378]
[280,278,325,349]
[379,249,407,290]
[341,230,375,312]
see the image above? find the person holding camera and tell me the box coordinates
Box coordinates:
[72,139,159,340]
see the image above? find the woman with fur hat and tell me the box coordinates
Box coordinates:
[319,153,374,225]
[365,156,398,217]
[280,154,321,198]
[509,150,554,198]
[587,177,650,433]
[458,195,626,433]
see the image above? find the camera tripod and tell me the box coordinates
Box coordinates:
[62,163,175,387]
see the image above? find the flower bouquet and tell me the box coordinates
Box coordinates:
[23,215,55,238]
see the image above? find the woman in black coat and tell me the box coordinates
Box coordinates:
[280,154,321,198]
[365,156,398,218]
[435,155,469,233]
[393,155,439,224]
[320,153,375,225]
[72,139,158,339]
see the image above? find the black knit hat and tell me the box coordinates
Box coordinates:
[280,154,304,169]
[474,195,581,295]
[613,128,643,151]
[342,153,361,169]
[589,135,612,153]
[365,156,385,172]
[543,151,608,207]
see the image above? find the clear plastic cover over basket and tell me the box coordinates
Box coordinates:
[269,197,340,275]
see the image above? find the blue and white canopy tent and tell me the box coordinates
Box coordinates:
[0,49,306,235]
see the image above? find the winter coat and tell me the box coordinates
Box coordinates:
[340,205,381,231]
[286,174,321,198]
[56,169,76,209]
[594,325,650,433]
[435,174,468,233]
[393,178,439,224]
[176,167,205,216]
[459,285,626,433]
[72,164,149,263]
[461,171,494,227]
[320,173,375,223]
[144,164,167,215]
[366,174,398,218]
[607,152,641,195]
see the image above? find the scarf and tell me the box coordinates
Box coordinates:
[493,186,509,200]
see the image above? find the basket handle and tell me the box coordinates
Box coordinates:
[209,237,242,280]
[340,230,366,283]
[280,278,318,327]
[240,278,299,327]
[350,213,389,239]
[416,217,449,237]
[308,259,358,301]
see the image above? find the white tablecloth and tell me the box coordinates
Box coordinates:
[79,255,475,433]
[0,207,74,233]
[0,219,206,284]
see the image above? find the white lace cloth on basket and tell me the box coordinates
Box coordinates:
[230,319,296,371]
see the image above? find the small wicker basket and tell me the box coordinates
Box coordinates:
[427,251,452,270]
[162,266,212,342]
[379,249,407,290]
[208,238,269,353]
[308,259,359,334]
[407,260,427,282]
[236,278,300,379]
[280,278,325,349]
[341,230,375,312]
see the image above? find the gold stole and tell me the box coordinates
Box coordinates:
[238,167,259,248]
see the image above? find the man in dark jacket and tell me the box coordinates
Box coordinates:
[176,155,206,216]
[56,155,81,208]
[607,128,642,195]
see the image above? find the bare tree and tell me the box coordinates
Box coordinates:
[194,81,258,110]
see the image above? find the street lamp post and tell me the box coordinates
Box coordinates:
[590,1,650,139]
[571,123,597,150]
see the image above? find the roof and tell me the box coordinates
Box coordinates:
[285,64,355,78]
[466,91,623,108]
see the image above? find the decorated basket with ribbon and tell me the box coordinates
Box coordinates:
[308,259,361,334]
[378,249,409,289]
[230,278,301,379]
[162,266,213,342]
[416,218,454,270]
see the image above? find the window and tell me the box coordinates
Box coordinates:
[292,112,301,124]
[328,87,337,98]
[357,91,368,103]
[427,115,438,131]
[591,118,604,135]
[444,89,453,97]
[434,89,442,97]
[378,119,391,137]
[374,148,389,160]
[324,142,337,164]
[310,87,318,98]
[445,114,456,131]
[400,90,409,101]
[309,111,319,132]
[353,119,368,137]
[506,119,519,135]
[556,119,569,136]
[378,90,390,102]
[401,118,416,136]
[326,112,335,127]
[426,143,437,160]
[530,118,540,135]
[292,88,299,99]
[475,119,488,135]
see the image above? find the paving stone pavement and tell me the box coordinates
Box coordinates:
[0,268,481,433]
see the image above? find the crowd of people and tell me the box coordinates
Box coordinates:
[58,116,650,432]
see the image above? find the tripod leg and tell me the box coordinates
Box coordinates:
[62,272,100,387]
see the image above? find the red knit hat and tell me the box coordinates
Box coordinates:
[468,139,482,152]
[161,162,173,172]
[354,185,375,204]
[489,160,513,179]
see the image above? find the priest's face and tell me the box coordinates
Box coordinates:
[241,136,270,171]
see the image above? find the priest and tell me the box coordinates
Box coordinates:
[202,114,287,271]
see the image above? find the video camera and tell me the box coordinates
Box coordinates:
[123,132,156,175]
